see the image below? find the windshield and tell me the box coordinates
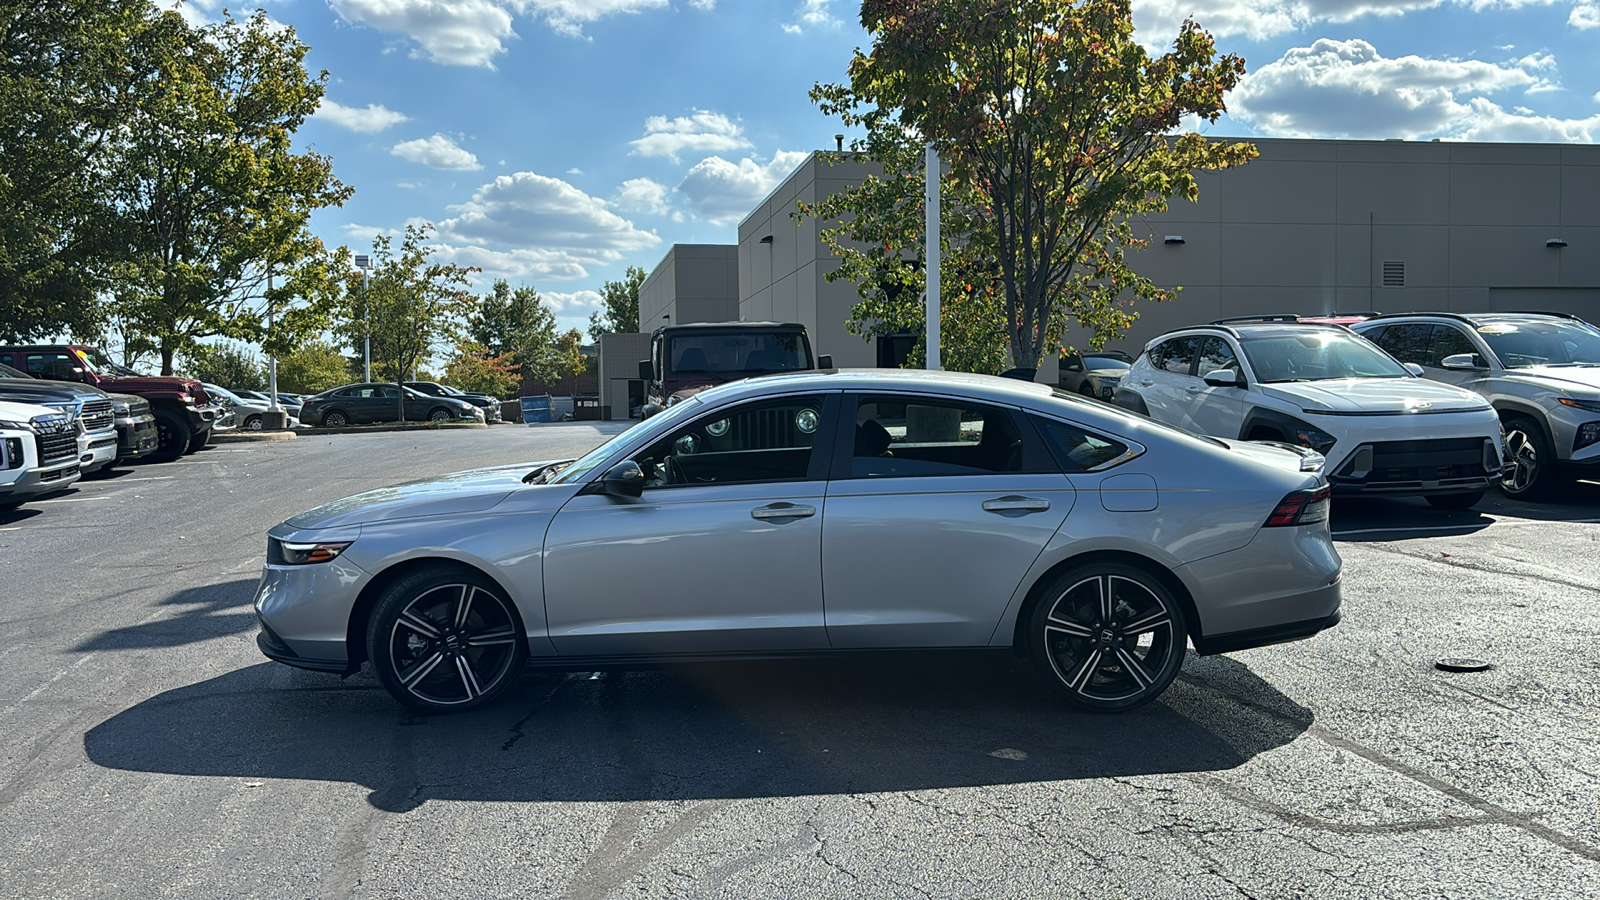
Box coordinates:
[549,397,708,485]
[1240,330,1409,382]
[1084,358,1127,371]
[667,332,811,376]
[1476,319,1600,368]
[0,362,27,378]
[77,347,144,377]
[205,384,244,404]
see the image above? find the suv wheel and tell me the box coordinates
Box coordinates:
[1501,416,1556,500]
[1025,562,1187,712]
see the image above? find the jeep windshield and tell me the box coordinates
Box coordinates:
[1239,330,1410,382]
[77,347,144,378]
[1475,319,1600,369]
[668,333,811,375]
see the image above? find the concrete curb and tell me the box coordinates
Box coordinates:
[295,421,491,436]
[209,430,299,443]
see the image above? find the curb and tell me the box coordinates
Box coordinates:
[296,421,491,436]
[209,430,299,443]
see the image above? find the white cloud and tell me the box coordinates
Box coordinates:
[514,0,670,37]
[392,134,483,170]
[430,243,594,280]
[329,0,518,67]
[1230,39,1537,139]
[782,0,839,34]
[1131,0,1557,46]
[629,110,753,162]
[1574,1,1600,26]
[540,289,604,313]
[439,171,661,256]
[316,99,410,133]
[687,0,716,8]
[1456,99,1600,142]
[612,178,671,215]
[676,151,809,225]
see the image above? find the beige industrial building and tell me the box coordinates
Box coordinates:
[604,137,1600,417]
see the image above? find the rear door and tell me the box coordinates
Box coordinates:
[819,393,1075,648]
[1183,336,1248,438]
[1130,336,1199,425]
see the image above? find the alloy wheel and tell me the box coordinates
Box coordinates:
[1500,418,1553,500]
[428,407,452,423]
[1030,567,1186,711]
[323,410,349,427]
[378,581,521,711]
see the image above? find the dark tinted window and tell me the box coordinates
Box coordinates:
[1030,415,1132,473]
[1427,326,1478,366]
[1148,337,1198,375]
[848,395,1024,478]
[1372,323,1431,365]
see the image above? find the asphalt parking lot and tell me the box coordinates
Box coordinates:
[1,425,1597,899]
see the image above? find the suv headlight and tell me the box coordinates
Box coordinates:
[1293,426,1338,454]
[0,418,35,431]
[1558,397,1600,413]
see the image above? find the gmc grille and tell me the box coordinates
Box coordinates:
[80,398,114,432]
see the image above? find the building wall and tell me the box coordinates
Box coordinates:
[737,138,1600,367]
[637,244,740,332]
[597,331,652,420]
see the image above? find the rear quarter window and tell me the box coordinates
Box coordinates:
[1030,415,1133,473]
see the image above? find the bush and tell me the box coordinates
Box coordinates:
[276,341,353,395]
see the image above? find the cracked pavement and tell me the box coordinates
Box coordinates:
[0,426,1596,898]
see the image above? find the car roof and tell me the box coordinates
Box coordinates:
[1143,321,1352,349]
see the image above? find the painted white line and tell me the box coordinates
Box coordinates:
[20,652,97,703]
[33,496,108,504]
[0,526,20,532]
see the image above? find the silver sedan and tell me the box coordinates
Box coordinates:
[254,369,1342,714]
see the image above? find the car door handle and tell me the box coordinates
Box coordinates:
[751,503,816,520]
[982,496,1051,513]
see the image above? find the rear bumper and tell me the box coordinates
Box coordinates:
[1194,604,1342,655]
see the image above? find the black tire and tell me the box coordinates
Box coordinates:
[1500,416,1556,500]
[367,565,526,714]
[184,428,209,454]
[1426,491,1484,510]
[427,406,452,423]
[322,409,350,428]
[149,409,191,463]
[1078,382,1097,399]
[1025,562,1187,712]
[243,414,263,431]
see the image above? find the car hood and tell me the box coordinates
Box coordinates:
[283,461,562,529]
[1504,364,1600,395]
[0,377,108,403]
[1258,378,1488,414]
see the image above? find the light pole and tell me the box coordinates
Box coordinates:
[355,254,372,382]
[262,262,288,430]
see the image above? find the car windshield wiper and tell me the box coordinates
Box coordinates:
[522,460,572,484]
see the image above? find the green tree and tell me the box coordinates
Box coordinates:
[0,1,173,340]
[555,328,588,379]
[274,340,350,395]
[179,342,265,390]
[469,279,560,386]
[110,9,351,374]
[587,266,644,340]
[811,0,1256,369]
[443,341,521,399]
[339,225,476,400]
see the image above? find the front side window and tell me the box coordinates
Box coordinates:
[634,395,828,488]
[1427,326,1479,366]
[1195,337,1240,378]
[1370,323,1430,365]
[849,395,1024,478]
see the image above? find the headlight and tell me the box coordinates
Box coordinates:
[0,418,35,431]
[1558,397,1600,413]
[275,540,353,565]
[1293,426,1338,454]
[44,401,83,420]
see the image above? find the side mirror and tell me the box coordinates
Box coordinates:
[638,360,652,381]
[1439,353,1486,371]
[817,354,833,369]
[599,460,644,499]
[1403,362,1425,376]
[1202,368,1244,388]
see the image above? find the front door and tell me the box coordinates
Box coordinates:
[542,393,837,656]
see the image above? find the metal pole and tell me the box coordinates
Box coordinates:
[267,266,279,412]
[925,142,941,372]
[362,267,371,382]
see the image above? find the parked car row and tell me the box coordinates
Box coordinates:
[299,382,487,427]
[1089,311,1600,510]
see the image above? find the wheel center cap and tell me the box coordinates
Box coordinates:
[1099,629,1116,644]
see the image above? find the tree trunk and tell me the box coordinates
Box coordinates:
[161,345,175,376]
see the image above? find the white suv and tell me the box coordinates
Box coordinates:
[1,399,84,507]
[1114,322,1506,509]
[1353,312,1600,500]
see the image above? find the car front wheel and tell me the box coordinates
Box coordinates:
[367,565,526,714]
[427,407,453,423]
[1501,417,1555,500]
[1026,562,1187,712]
[150,409,191,462]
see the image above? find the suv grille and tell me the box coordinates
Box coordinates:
[80,398,114,432]
[31,415,79,465]
[1333,438,1490,489]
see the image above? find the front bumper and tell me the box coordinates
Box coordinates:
[1326,436,1502,497]
[0,461,82,501]
[117,413,159,459]
[252,546,371,673]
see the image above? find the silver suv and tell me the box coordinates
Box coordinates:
[1353,313,1600,500]
[1115,321,1506,509]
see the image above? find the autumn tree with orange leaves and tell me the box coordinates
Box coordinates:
[806,0,1257,371]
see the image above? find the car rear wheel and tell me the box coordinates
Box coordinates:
[1425,491,1484,510]
[367,565,526,714]
[322,409,350,427]
[1501,416,1555,500]
[243,414,263,431]
[1026,562,1187,712]
[149,409,191,463]
[427,407,453,423]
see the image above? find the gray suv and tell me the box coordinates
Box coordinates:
[1353,312,1600,499]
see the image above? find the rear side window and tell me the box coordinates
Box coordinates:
[1148,337,1198,375]
[849,395,1027,478]
[1371,324,1430,364]
[1030,415,1133,473]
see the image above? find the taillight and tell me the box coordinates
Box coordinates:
[1265,485,1331,527]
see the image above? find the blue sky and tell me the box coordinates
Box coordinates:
[170,0,1600,336]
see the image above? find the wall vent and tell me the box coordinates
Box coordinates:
[1381,261,1405,288]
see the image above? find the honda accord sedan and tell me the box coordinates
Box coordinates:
[254,369,1342,714]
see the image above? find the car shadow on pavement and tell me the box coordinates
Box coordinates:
[85,652,1311,810]
[0,505,42,525]
[73,578,258,652]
